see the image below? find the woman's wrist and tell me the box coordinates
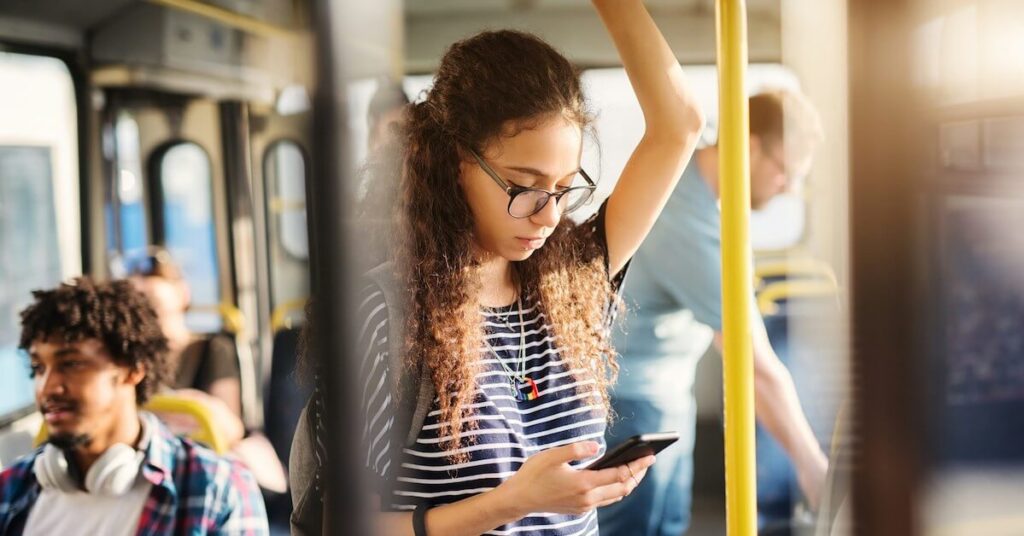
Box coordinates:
[417,484,528,536]
[485,481,530,525]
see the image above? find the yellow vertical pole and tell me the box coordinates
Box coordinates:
[716,1,757,535]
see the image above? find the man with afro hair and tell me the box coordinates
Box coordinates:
[0,277,268,535]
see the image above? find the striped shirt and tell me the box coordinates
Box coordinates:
[359,287,607,535]
[358,210,625,536]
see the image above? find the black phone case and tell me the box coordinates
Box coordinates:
[587,432,680,470]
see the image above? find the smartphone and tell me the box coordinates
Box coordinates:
[587,432,680,470]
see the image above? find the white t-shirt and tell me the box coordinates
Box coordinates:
[22,478,152,536]
[25,417,154,536]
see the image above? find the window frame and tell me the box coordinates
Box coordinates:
[0,45,87,425]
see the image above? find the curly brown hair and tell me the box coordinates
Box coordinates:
[18,276,171,405]
[377,30,621,461]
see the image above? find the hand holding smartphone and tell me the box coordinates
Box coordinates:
[587,432,679,470]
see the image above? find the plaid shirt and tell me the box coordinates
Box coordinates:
[0,412,268,535]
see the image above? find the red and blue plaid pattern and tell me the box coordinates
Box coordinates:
[0,412,268,535]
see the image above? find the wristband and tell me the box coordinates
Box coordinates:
[413,502,430,536]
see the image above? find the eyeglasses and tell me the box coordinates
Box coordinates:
[470,149,597,219]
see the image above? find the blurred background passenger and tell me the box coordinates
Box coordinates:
[366,77,409,155]
[600,90,827,536]
[130,249,241,414]
[130,250,287,494]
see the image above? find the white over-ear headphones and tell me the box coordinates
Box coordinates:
[33,419,149,496]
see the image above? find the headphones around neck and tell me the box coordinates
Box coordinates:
[33,420,149,496]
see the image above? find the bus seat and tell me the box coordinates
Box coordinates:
[263,326,311,527]
[264,327,310,467]
[35,394,229,454]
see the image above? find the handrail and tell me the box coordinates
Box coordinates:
[716,1,758,534]
[147,0,296,39]
[757,279,839,316]
[35,394,229,454]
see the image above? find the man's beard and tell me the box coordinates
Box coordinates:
[48,432,91,450]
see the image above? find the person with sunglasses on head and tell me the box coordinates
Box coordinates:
[289,1,705,535]
[0,278,268,535]
[128,250,242,419]
[598,90,829,536]
[128,249,288,495]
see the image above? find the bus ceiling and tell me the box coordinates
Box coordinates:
[403,0,783,71]
[0,0,302,103]
[1,0,785,80]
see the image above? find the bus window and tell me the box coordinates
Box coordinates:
[266,141,308,260]
[154,142,222,332]
[0,53,79,422]
[112,111,150,263]
[264,140,309,310]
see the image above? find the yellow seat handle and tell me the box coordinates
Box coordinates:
[217,303,245,335]
[271,298,308,333]
[754,258,838,289]
[185,303,246,335]
[757,279,839,316]
[144,394,229,454]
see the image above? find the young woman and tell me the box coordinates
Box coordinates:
[301,1,704,534]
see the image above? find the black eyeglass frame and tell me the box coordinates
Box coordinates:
[469,149,597,219]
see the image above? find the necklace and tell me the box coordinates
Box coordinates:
[485,295,539,402]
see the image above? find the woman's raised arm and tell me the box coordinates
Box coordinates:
[593,0,705,275]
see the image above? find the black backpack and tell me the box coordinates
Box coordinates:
[289,261,435,535]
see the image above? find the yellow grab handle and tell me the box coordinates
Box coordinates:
[716,1,758,534]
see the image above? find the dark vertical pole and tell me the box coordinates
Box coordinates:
[221,101,249,309]
[220,100,271,429]
[848,0,925,534]
[71,54,94,274]
[307,1,370,534]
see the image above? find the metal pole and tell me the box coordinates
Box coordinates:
[715,1,758,534]
[308,0,370,533]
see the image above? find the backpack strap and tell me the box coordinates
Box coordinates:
[364,262,436,451]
